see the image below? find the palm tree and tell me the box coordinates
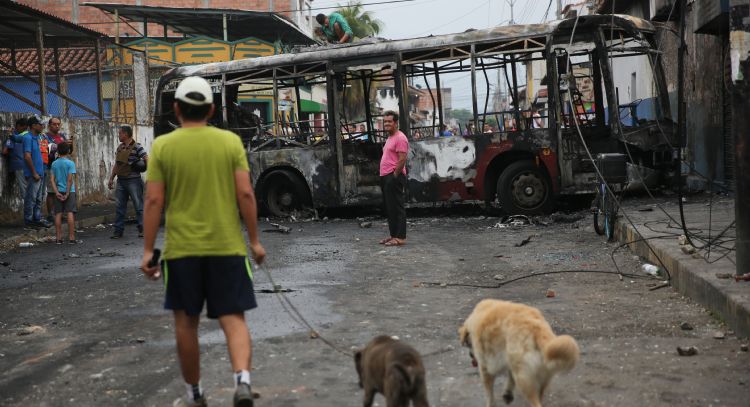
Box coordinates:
[336,1,384,39]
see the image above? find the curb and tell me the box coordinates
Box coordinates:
[616,219,750,338]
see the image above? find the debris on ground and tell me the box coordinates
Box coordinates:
[741,344,749,352]
[713,331,726,339]
[547,212,585,223]
[492,214,533,228]
[94,224,107,229]
[17,325,45,336]
[515,236,533,247]
[263,223,291,234]
[678,235,688,245]
[681,245,696,255]
[359,222,372,228]
[641,264,660,277]
[680,322,694,331]
[546,289,556,298]
[716,272,733,279]
[493,274,505,280]
[676,346,698,356]
[637,207,654,212]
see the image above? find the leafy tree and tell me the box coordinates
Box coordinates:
[447,108,473,123]
[336,1,384,39]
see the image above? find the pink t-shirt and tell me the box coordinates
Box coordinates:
[380,131,409,176]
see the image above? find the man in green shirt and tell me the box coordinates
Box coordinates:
[315,12,353,44]
[140,76,265,407]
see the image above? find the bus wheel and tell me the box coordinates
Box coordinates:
[496,160,553,215]
[262,170,310,217]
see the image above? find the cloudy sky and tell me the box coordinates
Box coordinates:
[312,0,577,40]
[310,0,585,109]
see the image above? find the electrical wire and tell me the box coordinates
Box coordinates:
[421,269,659,290]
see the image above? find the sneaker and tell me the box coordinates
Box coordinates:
[110,231,123,239]
[138,226,144,238]
[172,396,207,407]
[233,383,253,407]
[56,240,63,245]
[36,220,52,228]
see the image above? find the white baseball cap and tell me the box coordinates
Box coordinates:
[174,76,213,106]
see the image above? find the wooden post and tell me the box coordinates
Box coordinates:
[36,21,47,116]
[94,39,104,119]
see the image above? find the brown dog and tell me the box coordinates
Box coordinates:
[354,335,429,407]
[459,299,579,407]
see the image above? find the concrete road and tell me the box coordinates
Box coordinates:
[1,212,748,406]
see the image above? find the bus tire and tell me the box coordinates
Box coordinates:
[496,160,553,215]
[261,169,310,217]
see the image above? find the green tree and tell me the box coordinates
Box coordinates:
[448,108,473,123]
[336,1,384,39]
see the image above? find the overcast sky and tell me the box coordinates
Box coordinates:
[313,0,579,40]
[311,0,583,109]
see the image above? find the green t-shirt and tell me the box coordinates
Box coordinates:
[147,126,250,260]
[322,12,353,42]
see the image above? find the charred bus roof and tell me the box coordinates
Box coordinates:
[158,14,655,84]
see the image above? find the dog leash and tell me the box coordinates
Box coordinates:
[256,264,354,358]
[255,263,460,361]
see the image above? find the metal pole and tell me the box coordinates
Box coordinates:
[434,62,444,133]
[36,21,47,116]
[557,0,563,19]
[94,39,104,119]
[222,13,228,42]
[115,8,120,44]
[273,68,280,148]
[731,0,750,277]
[470,44,479,128]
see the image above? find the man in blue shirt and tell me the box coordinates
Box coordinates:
[22,116,51,229]
[2,118,28,196]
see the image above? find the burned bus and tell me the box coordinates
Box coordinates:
[154,14,675,217]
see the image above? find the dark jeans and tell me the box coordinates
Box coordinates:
[114,177,144,233]
[381,172,407,239]
[23,176,43,224]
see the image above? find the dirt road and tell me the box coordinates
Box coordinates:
[1,211,748,406]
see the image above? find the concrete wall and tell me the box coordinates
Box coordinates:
[657,19,726,183]
[0,112,153,224]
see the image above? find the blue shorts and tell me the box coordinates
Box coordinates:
[163,256,257,319]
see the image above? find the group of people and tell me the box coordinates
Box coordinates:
[2,117,149,243]
[2,116,77,243]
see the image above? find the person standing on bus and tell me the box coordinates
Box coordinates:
[379,110,408,247]
[315,12,353,44]
[140,76,265,407]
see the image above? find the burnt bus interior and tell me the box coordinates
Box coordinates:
[154,15,675,216]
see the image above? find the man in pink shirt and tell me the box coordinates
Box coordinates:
[379,110,409,246]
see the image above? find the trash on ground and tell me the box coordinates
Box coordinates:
[741,344,749,352]
[17,325,45,336]
[681,245,696,254]
[18,242,34,248]
[641,264,661,277]
[677,235,688,245]
[493,274,505,280]
[680,322,694,331]
[545,289,556,298]
[716,273,733,279]
[263,223,291,234]
[359,221,372,228]
[713,331,726,339]
[515,236,533,247]
[676,346,698,356]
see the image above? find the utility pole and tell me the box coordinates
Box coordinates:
[731,0,750,276]
[506,0,516,24]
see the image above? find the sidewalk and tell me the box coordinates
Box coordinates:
[615,194,749,337]
[0,201,127,250]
